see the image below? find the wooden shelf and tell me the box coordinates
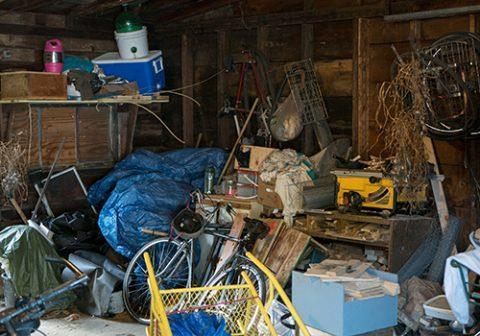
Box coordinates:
[295,211,434,272]
[300,230,389,248]
[0,96,169,105]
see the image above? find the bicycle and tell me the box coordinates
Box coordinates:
[122,202,270,325]
[0,257,88,336]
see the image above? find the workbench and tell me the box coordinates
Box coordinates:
[294,211,434,272]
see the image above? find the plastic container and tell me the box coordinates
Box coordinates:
[114,26,148,59]
[44,39,63,73]
[92,51,165,94]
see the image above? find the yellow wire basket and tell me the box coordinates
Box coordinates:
[144,251,311,336]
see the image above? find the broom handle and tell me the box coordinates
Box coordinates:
[217,98,259,184]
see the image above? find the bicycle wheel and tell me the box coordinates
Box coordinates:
[123,238,192,324]
[205,260,267,303]
[203,261,267,332]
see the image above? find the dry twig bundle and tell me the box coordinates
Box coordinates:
[0,141,28,205]
[375,58,430,204]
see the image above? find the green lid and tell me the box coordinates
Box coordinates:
[115,6,142,33]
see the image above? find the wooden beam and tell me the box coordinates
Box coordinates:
[352,18,369,158]
[301,22,315,156]
[182,32,194,147]
[156,4,385,33]
[149,0,240,23]
[217,30,230,149]
[73,0,141,16]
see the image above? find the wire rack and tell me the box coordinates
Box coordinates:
[285,59,328,126]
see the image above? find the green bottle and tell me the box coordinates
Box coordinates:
[204,166,215,194]
[115,4,142,33]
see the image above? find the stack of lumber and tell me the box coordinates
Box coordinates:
[305,259,399,300]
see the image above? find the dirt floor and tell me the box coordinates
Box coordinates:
[32,313,145,336]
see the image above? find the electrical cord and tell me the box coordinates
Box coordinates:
[128,102,186,144]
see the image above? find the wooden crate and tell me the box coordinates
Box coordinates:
[294,211,434,272]
[1,72,67,100]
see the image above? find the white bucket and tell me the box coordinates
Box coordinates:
[114,26,149,59]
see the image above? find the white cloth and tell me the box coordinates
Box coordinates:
[444,248,480,324]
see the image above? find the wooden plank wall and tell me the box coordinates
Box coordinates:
[153,18,355,153]
[0,11,116,70]
[354,14,480,249]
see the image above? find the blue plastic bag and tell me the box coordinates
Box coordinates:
[88,148,226,258]
[169,311,230,336]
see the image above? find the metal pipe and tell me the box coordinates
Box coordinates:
[384,5,480,22]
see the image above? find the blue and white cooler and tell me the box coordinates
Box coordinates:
[93,50,165,94]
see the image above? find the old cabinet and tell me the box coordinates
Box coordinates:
[294,211,434,272]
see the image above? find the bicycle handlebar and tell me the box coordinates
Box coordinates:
[0,258,88,328]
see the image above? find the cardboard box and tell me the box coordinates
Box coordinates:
[292,270,398,336]
[257,180,283,209]
[1,71,67,100]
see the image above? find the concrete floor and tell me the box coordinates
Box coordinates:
[32,313,146,336]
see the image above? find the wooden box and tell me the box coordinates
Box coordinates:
[1,71,67,100]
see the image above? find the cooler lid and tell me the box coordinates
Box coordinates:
[92,50,162,64]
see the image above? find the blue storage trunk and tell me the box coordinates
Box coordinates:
[93,50,165,94]
[292,270,398,336]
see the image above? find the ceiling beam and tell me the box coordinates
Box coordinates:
[73,0,144,16]
[155,3,385,33]
[147,0,240,23]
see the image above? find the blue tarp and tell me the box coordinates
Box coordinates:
[169,312,230,336]
[88,148,227,258]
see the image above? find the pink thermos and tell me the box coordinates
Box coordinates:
[44,39,63,73]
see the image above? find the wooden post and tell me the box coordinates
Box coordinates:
[352,18,369,158]
[217,30,230,149]
[182,32,194,147]
[301,23,315,155]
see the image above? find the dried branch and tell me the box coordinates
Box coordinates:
[374,58,430,206]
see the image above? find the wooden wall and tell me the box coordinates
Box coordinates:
[153,15,355,153]
[0,11,116,70]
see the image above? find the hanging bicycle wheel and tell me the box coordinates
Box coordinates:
[123,238,192,324]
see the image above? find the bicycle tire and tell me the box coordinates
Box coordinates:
[205,262,267,303]
[123,237,192,324]
[202,261,267,332]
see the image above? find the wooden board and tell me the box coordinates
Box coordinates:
[261,226,311,286]
[314,59,353,97]
[0,72,67,100]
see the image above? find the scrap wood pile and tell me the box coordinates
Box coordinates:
[305,259,400,300]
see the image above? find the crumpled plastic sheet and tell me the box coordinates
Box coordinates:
[87,148,227,258]
[169,311,230,336]
[0,225,75,308]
